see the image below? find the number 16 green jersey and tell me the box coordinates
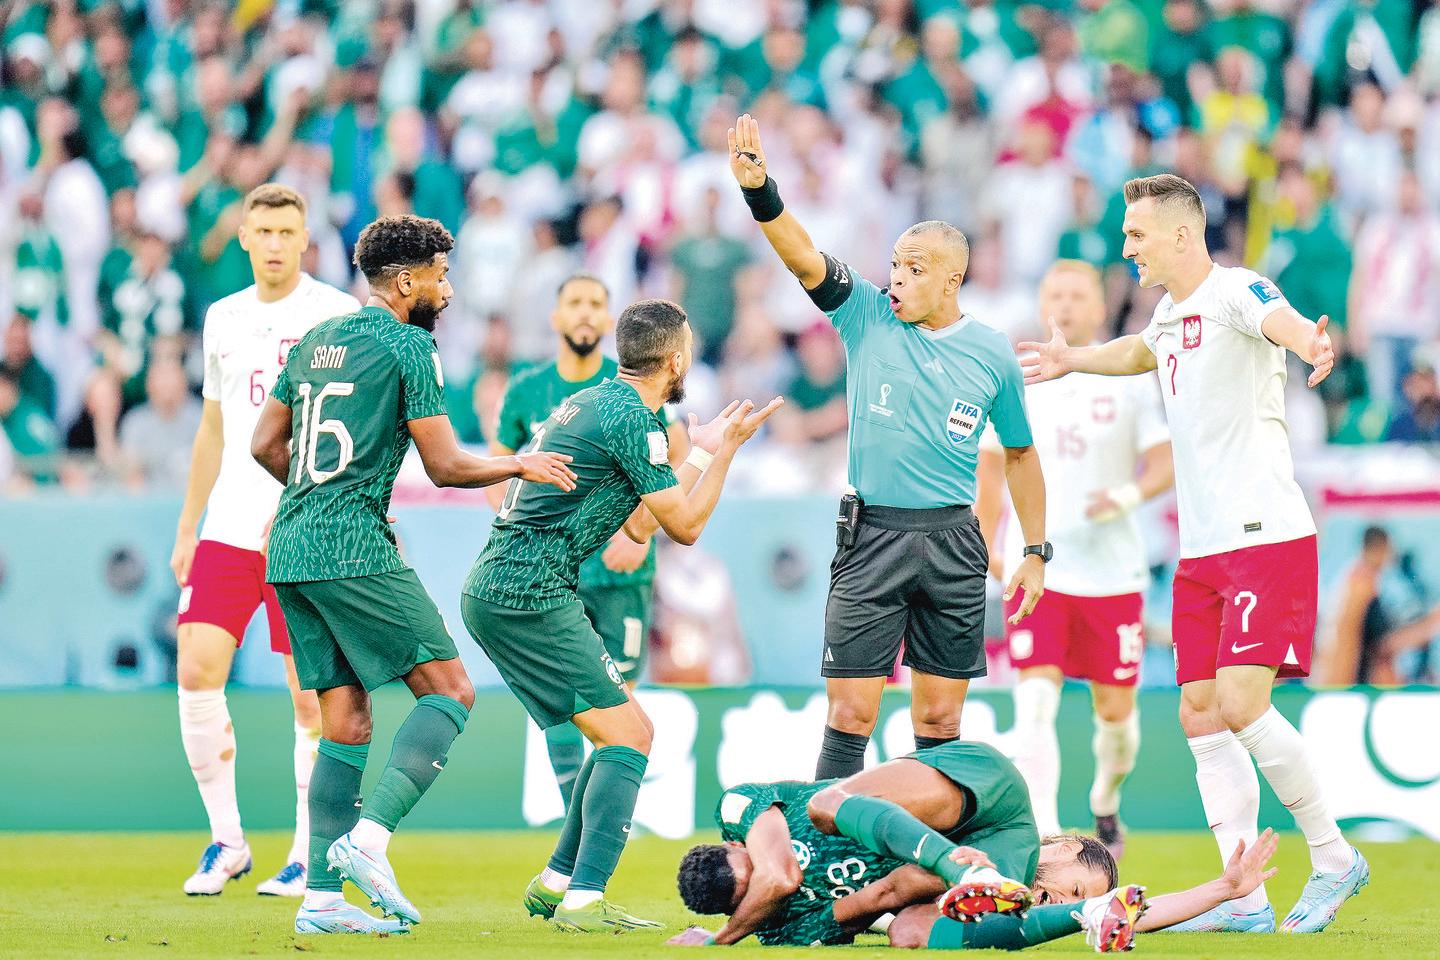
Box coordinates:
[266,305,447,584]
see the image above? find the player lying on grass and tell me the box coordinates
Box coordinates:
[672,741,1278,951]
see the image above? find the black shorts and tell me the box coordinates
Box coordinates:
[822,503,988,680]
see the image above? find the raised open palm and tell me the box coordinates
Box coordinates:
[1017,318,1073,386]
[727,114,767,189]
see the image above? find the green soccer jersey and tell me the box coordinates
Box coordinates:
[717,779,906,946]
[464,378,678,610]
[266,306,448,583]
[493,357,673,588]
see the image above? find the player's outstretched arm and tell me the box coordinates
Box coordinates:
[1261,309,1335,388]
[173,399,224,586]
[634,398,783,545]
[1018,320,1156,385]
[729,114,826,290]
[832,865,949,934]
[1135,829,1279,932]
[251,396,294,485]
[409,415,576,490]
[484,441,516,511]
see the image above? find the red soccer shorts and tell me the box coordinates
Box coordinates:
[1004,590,1145,687]
[177,539,290,653]
[1171,535,1317,685]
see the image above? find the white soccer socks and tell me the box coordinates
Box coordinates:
[1011,677,1062,835]
[179,687,244,848]
[1234,707,1353,874]
[1089,710,1140,818]
[1188,729,1267,912]
[288,722,321,865]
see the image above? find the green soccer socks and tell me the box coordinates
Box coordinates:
[568,746,648,893]
[545,722,586,809]
[833,794,969,886]
[308,739,370,892]
[361,694,470,831]
[547,751,599,877]
[926,905,1082,950]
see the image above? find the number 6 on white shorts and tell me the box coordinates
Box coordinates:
[1233,591,1258,633]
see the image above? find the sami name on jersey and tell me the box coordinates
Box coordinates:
[200,274,359,552]
[981,374,1168,597]
[1140,265,1316,559]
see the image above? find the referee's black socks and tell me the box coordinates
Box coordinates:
[816,726,870,780]
[915,734,958,752]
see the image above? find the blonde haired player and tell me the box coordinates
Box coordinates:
[171,184,360,896]
[1021,175,1364,934]
[977,261,1173,858]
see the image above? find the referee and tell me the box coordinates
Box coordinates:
[728,114,1050,779]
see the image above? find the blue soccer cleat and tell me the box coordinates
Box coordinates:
[1281,847,1369,933]
[294,901,410,935]
[1164,901,1275,933]
[327,834,421,924]
[183,841,252,896]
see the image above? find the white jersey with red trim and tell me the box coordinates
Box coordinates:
[982,373,1168,596]
[199,275,360,551]
[1140,264,1316,559]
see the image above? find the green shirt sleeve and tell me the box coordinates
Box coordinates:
[988,347,1033,448]
[270,364,294,406]
[397,333,448,422]
[603,407,680,496]
[495,379,530,451]
[716,782,784,842]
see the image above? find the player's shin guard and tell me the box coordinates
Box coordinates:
[1089,710,1139,819]
[547,752,599,877]
[926,906,1082,950]
[1234,707,1352,874]
[568,746,648,893]
[815,725,869,780]
[1188,729,1267,911]
[289,722,321,865]
[178,687,244,848]
[361,695,469,832]
[1011,678,1062,835]
[545,722,586,810]
[309,740,369,892]
[833,795,970,886]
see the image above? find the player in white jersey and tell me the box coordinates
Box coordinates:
[1020,175,1366,935]
[976,261,1173,859]
[170,184,361,897]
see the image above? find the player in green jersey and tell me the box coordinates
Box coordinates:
[671,741,1278,951]
[486,273,687,811]
[251,215,576,935]
[462,298,782,933]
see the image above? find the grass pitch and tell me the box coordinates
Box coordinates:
[1,831,1434,959]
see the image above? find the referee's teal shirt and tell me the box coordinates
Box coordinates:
[824,262,1033,509]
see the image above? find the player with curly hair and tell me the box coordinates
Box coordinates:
[250,214,578,934]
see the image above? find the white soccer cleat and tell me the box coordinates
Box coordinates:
[1077,884,1147,952]
[294,902,410,935]
[257,861,307,897]
[183,841,253,896]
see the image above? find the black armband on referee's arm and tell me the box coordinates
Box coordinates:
[805,253,854,312]
[741,176,785,222]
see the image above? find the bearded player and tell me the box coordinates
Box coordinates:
[486,274,687,811]
[464,300,781,932]
[171,184,360,897]
[977,260,1173,856]
[1020,174,1364,933]
[251,215,576,934]
[671,741,1279,951]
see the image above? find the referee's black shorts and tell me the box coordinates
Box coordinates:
[822,503,988,680]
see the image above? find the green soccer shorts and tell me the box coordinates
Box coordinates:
[274,569,459,692]
[461,594,630,729]
[577,579,654,685]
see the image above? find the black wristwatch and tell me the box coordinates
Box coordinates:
[1023,542,1054,563]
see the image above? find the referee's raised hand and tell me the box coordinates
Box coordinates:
[727,114,768,188]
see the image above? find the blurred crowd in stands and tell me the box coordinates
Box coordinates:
[2,0,1440,493]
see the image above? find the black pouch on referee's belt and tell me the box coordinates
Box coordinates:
[836,493,862,548]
